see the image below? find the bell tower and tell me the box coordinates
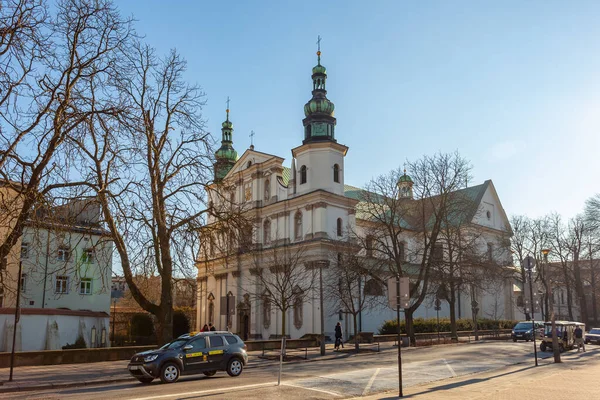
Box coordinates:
[293,38,347,197]
[302,36,336,144]
[214,98,238,182]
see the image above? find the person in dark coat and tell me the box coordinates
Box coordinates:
[201,324,209,332]
[209,323,216,331]
[334,322,344,350]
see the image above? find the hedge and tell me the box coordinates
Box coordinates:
[379,317,519,335]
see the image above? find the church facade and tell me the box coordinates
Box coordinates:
[195,48,521,341]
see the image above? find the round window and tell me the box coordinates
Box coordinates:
[486,210,491,220]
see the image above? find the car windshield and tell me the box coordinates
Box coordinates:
[590,329,600,334]
[160,338,188,350]
[514,322,533,330]
[544,325,565,335]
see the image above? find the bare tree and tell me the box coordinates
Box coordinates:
[324,240,384,350]
[0,0,132,290]
[358,152,473,345]
[72,42,213,344]
[246,244,315,338]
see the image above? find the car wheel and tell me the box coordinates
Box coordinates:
[159,362,180,384]
[137,377,154,384]
[226,358,243,377]
[203,370,217,377]
[585,340,590,344]
[512,338,517,342]
[540,342,547,352]
[559,343,565,353]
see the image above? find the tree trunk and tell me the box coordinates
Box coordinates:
[281,301,287,338]
[449,287,458,341]
[353,313,359,351]
[405,309,415,347]
[157,306,174,346]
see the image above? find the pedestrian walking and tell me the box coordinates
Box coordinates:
[574,325,586,352]
[334,322,344,350]
[209,323,216,331]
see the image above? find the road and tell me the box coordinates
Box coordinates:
[4,341,589,400]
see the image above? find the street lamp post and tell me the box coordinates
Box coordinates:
[319,263,325,356]
[542,248,561,363]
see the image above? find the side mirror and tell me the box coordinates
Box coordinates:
[183,345,193,351]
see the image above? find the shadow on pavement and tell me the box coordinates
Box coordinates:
[394,364,537,399]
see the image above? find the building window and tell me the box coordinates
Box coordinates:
[364,279,384,296]
[263,219,271,245]
[247,161,252,168]
[20,273,27,292]
[0,288,3,307]
[333,164,339,183]
[486,210,492,220]
[336,218,343,237]
[433,244,444,263]
[399,242,405,262]
[516,295,524,307]
[487,243,493,262]
[300,165,307,184]
[21,243,29,259]
[57,247,70,262]
[80,278,92,295]
[294,212,303,240]
[230,191,235,205]
[366,235,374,257]
[55,275,69,294]
[82,249,95,264]
[264,179,270,201]
[91,327,97,347]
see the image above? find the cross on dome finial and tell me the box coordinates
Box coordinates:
[250,130,255,146]
[226,96,230,120]
[316,35,322,64]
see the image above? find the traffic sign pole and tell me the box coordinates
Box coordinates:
[396,275,403,398]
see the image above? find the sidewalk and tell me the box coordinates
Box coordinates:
[363,349,600,400]
[0,343,369,393]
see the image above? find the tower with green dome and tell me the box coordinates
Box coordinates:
[214,101,238,182]
[303,36,336,144]
[398,169,414,199]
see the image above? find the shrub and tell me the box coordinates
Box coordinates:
[173,310,190,338]
[62,335,87,349]
[131,313,155,338]
[378,317,519,335]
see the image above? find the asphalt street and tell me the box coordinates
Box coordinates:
[4,341,595,400]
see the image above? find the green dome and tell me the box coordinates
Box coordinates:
[215,145,237,161]
[304,97,335,117]
[312,64,326,75]
[222,120,233,129]
[398,173,413,183]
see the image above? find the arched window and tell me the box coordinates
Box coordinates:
[300,165,307,184]
[247,161,252,168]
[336,218,343,237]
[264,179,270,201]
[230,191,235,205]
[263,219,271,245]
[333,164,339,183]
[366,235,374,257]
[364,279,384,296]
[295,212,303,240]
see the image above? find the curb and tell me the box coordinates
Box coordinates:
[0,376,135,394]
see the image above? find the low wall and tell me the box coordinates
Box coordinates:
[0,345,154,368]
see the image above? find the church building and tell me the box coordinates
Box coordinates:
[195,46,520,341]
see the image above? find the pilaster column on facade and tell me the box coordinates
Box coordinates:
[314,202,328,237]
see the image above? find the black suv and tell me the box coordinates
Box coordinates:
[127,331,248,384]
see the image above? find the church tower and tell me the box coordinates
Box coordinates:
[292,38,347,197]
[214,101,238,183]
[398,170,414,199]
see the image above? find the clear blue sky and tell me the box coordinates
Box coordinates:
[118,1,600,221]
